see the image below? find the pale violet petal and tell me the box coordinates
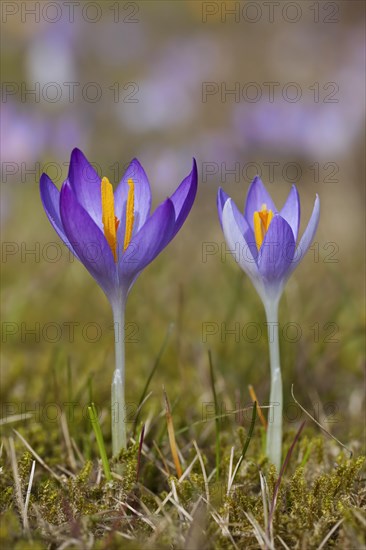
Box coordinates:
[289,195,320,274]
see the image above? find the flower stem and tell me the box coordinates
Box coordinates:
[265,299,283,472]
[111,304,126,457]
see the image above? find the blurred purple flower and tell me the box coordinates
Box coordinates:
[1,103,47,163]
[233,25,365,162]
[118,35,230,132]
[51,115,86,157]
[26,24,76,87]
[233,100,364,159]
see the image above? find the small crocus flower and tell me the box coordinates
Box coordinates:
[41,148,197,456]
[217,177,320,471]
[217,177,320,305]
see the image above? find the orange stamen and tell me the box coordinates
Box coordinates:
[123,178,135,251]
[101,177,119,262]
[253,203,273,250]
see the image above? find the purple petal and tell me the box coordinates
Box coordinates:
[40,173,80,260]
[115,158,152,245]
[231,197,258,259]
[169,159,198,239]
[68,148,103,229]
[280,185,300,241]
[60,181,118,298]
[222,199,260,282]
[40,174,66,241]
[119,198,176,283]
[290,195,320,273]
[217,188,230,229]
[244,176,277,231]
[257,215,296,283]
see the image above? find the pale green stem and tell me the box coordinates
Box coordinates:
[111,303,126,457]
[265,299,282,472]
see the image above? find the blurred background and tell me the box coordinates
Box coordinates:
[1,1,365,447]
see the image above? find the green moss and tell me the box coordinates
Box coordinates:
[68,460,101,516]
[17,451,33,483]
[114,442,139,493]
[38,479,66,525]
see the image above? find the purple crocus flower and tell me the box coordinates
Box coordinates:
[40,148,197,456]
[217,176,320,305]
[217,177,320,471]
[40,148,197,302]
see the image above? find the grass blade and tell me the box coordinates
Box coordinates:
[24,460,36,530]
[136,424,145,482]
[248,385,267,430]
[239,400,257,464]
[208,350,221,481]
[88,403,111,481]
[316,519,344,550]
[163,387,183,478]
[229,401,257,488]
[8,437,26,529]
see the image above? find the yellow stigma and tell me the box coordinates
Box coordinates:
[123,178,135,251]
[253,203,274,250]
[101,177,120,262]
